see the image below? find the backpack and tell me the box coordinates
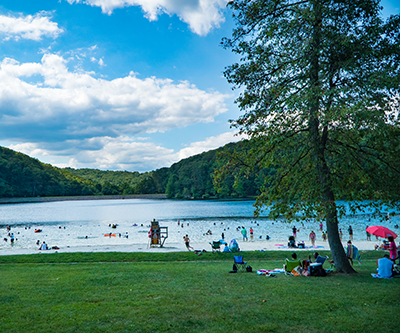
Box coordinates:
[246,265,253,272]
[310,264,326,277]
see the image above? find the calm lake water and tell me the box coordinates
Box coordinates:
[0,199,398,251]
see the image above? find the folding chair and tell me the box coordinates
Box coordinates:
[210,241,221,252]
[233,255,248,272]
[316,256,328,265]
[284,259,302,273]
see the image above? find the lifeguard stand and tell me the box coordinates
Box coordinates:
[150,220,168,247]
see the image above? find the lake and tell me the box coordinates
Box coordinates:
[0,199,398,251]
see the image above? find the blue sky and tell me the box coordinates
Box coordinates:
[0,1,399,172]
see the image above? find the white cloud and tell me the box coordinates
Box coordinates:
[174,131,241,161]
[0,53,228,142]
[9,131,241,171]
[66,0,228,35]
[0,12,63,41]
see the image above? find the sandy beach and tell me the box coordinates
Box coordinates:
[1,197,397,257]
[0,239,383,256]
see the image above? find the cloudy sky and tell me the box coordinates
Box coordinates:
[0,1,398,172]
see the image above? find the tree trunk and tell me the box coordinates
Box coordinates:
[324,188,356,273]
[308,0,355,273]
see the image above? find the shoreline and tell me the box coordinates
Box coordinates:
[0,239,383,256]
[0,194,167,205]
[0,195,258,205]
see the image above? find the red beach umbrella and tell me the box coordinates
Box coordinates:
[366,226,397,239]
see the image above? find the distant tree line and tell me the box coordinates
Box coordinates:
[0,142,268,199]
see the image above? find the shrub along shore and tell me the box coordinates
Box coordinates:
[0,193,167,205]
[0,250,398,332]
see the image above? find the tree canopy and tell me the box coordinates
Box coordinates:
[1,143,265,199]
[0,147,96,197]
[222,0,400,272]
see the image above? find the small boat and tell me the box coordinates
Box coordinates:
[34,229,42,233]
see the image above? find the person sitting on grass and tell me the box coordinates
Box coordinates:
[284,252,302,273]
[309,252,327,265]
[376,254,395,278]
[223,243,231,253]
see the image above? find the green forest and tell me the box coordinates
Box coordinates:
[0,147,96,197]
[0,142,266,199]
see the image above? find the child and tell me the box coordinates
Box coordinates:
[346,240,353,267]
[183,235,193,251]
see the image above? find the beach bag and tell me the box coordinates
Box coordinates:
[291,266,302,276]
[301,269,310,277]
[310,264,326,277]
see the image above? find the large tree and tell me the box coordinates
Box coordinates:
[221,0,400,272]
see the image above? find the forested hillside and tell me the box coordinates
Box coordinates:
[0,147,97,197]
[0,141,267,199]
[64,168,169,195]
[158,141,267,199]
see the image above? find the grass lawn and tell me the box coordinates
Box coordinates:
[0,251,399,332]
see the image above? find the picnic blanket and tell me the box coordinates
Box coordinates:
[371,273,392,279]
[257,269,285,276]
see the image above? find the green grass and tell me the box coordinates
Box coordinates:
[0,251,399,332]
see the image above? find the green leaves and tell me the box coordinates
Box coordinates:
[221,0,400,222]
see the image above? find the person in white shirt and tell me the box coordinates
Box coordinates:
[39,241,48,250]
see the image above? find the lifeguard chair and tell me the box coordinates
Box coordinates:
[150,219,168,248]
